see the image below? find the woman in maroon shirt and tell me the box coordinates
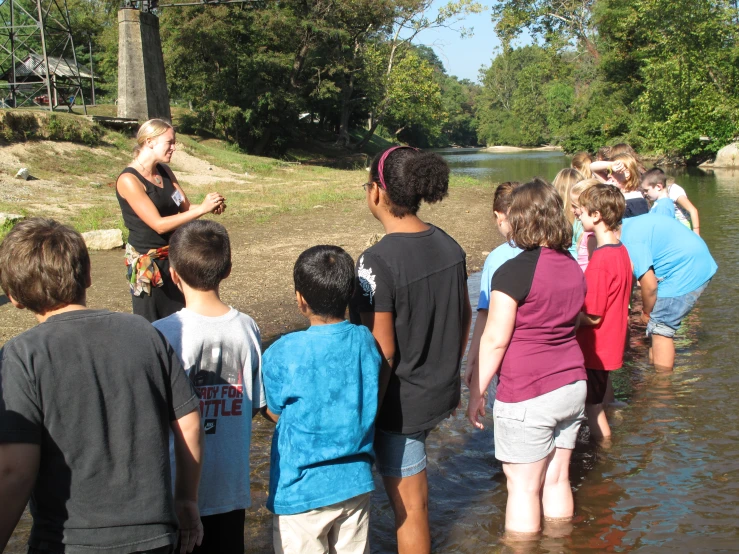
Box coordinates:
[467,179,587,535]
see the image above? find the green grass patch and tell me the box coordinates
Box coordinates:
[70,206,114,233]
[449,174,485,188]
[0,111,103,145]
[177,135,285,173]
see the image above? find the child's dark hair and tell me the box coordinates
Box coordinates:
[507,178,573,252]
[642,167,667,188]
[596,146,611,161]
[169,220,231,291]
[579,184,626,231]
[0,217,90,314]
[493,182,522,213]
[370,146,449,217]
[294,245,355,319]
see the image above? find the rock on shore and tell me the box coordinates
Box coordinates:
[701,142,739,168]
[82,229,123,250]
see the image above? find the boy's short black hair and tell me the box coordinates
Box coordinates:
[642,167,667,188]
[294,245,355,319]
[169,220,231,291]
[0,217,90,314]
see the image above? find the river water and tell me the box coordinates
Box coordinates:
[364,149,738,553]
[7,150,738,553]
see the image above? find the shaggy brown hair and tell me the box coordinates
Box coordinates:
[493,181,522,214]
[0,218,90,314]
[507,178,573,252]
[579,184,626,231]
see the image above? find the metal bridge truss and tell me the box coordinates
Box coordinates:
[0,0,87,112]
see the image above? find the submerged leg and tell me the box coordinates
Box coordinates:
[502,456,549,533]
[651,334,676,371]
[541,447,575,520]
[383,471,430,554]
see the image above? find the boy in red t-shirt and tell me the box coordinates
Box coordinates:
[575,184,633,440]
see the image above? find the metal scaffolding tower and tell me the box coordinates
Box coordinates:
[0,0,87,113]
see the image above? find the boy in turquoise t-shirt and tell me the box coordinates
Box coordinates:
[621,215,717,371]
[262,245,381,554]
[642,168,676,218]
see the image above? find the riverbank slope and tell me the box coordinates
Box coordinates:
[0,135,500,344]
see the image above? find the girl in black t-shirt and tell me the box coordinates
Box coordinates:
[351,146,472,554]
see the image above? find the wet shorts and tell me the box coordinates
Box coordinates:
[586,369,610,405]
[647,280,710,338]
[374,428,432,478]
[493,380,586,464]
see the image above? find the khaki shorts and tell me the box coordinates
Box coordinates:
[273,493,370,554]
[493,380,586,464]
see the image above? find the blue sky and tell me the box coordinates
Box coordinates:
[417,2,501,83]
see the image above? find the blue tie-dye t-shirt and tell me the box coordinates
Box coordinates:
[262,320,380,515]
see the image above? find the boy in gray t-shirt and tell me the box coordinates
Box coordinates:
[0,218,204,553]
[153,220,264,554]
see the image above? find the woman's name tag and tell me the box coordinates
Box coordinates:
[171,190,184,206]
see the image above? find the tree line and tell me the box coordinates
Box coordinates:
[64,0,482,155]
[23,0,739,159]
[476,0,739,161]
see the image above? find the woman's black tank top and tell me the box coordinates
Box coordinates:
[116,164,181,251]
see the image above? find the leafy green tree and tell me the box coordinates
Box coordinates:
[352,0,483,149]
[491,0,599,57]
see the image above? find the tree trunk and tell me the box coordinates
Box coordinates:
[355,119,380,151]
[336,72,356,147]
[290,36,312,89]
[253,126,273,156]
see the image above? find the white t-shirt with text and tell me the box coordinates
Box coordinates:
[154,307,265,516]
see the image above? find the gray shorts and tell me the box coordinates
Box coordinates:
[493,380,586,464]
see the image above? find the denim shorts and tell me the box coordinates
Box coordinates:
[374,428,432,478]
[647,280,710,338]
[493,380,586,464]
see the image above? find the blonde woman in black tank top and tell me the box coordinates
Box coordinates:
[116,119,226,322]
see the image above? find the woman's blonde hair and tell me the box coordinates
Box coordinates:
[610,143,646,174]
[507,178,573,252]
[570,178,600,204]
[571,152,593,179]
[612,153,641,192]
[133,118,173,158]
[553,168,583,224]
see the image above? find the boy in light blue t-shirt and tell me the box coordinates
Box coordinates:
[620,215,717,372]
[465,182,521,409]
[262,245,381,554]
[641,168,676,218]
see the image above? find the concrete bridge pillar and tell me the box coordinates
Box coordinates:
[117,9,171,122]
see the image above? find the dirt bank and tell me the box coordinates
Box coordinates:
[0,184,501,345]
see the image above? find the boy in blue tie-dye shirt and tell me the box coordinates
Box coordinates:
[262,245,381,554]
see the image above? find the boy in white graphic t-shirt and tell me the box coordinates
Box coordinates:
[154,220,264,554]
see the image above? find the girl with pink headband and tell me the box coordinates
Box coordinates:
[350,146,472,554]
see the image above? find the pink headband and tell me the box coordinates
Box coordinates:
[377,146,419,190]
